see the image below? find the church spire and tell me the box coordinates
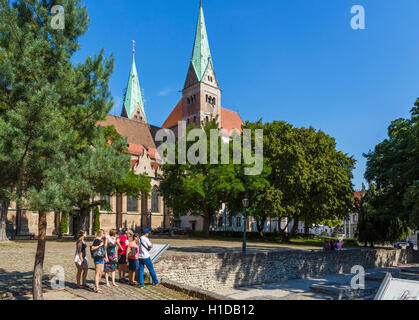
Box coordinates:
[122,41,147,121]
[189,0,214,83]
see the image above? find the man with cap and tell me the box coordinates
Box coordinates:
[136,228,159,287]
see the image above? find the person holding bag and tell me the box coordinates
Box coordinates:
[126,233,140,286]
[104,229,119,287]
[91,229,106,294]
[74,230,89,289]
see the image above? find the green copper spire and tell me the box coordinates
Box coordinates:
[122,41,146,121]
[190,1,213,82]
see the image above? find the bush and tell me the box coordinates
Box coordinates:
[93,207,101,233]
[60,212,69,235]
[343,238,359,247]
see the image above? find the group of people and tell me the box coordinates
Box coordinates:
[324,239,343,251]
[75,228,159,294]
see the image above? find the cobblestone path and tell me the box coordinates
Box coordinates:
[0,241,193,300]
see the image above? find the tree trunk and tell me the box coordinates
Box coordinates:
[304,223,310,235]
[33,211,47,300]
[0,199,10,241]
[203,212,210,238]
[74,207,90,238]
[290,219,299,237]
[257,217,266,238]
[280,218,291,242]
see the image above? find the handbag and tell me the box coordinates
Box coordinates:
[91,243,105,259]
[74,249,82,266]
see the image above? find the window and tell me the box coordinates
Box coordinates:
[236,217,242,228]
[228,215,233,227]
[127,196,138,212]
[218,216,223,227]
[151,186,159,213]
[100,194,111,211]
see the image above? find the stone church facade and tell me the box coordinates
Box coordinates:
[5,1,246,238]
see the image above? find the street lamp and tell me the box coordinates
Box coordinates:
[242,195,249,254]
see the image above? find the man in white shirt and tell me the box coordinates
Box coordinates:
[136,228,159,287]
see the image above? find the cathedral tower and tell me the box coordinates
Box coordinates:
[121,41,147,122]
[182,0,221,127]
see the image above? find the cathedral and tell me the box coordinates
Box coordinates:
[98,1,244,233]
[5,1,244,237]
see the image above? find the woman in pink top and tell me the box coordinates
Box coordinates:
[126,234,140,285]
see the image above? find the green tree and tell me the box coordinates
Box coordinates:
[93,207,100,233]
[159,120,244,237]
[227,120,281,237]
[362,102,419,243]
[60,212,69,236]
[358,184,410,246]
[234,121,355,240]
[0,0,122,299]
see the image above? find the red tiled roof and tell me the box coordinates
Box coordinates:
[162,99,183,129]
[131,159,139,170]
[354,191,366,201]
[147,147,161,160]
[151,161,159,171]
[220,108,244,136]
[98,115,157,149]
[127,143,144,156]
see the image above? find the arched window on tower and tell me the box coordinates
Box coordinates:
[151,186,159,213]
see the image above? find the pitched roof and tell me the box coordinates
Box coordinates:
[184,1,218,89]
[190,2,212,82]
[354,191,367,201]
[162,99,183,129]
[98,115,156,149]
[122,53,146,120]
[147,147,161,160]
[220,108,244,136]
[127,143,144,156]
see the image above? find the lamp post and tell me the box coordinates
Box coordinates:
[242,195,249,254]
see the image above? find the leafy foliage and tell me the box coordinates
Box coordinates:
[93,207,100,233]
[159,120,245,237]
[363,102,418,243]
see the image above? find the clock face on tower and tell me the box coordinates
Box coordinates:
[207,103,214,113]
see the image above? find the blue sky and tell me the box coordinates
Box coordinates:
[73,0,419,190]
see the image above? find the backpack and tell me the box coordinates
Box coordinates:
[128,244,137,258]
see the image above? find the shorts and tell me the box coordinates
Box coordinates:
[118,254,127,265]
[94,257,105,265]
[76,258,88,269]
[128,259,139,271]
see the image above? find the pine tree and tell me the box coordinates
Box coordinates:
[0,0,119,299]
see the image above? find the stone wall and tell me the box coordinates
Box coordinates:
[154,249,419,291]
